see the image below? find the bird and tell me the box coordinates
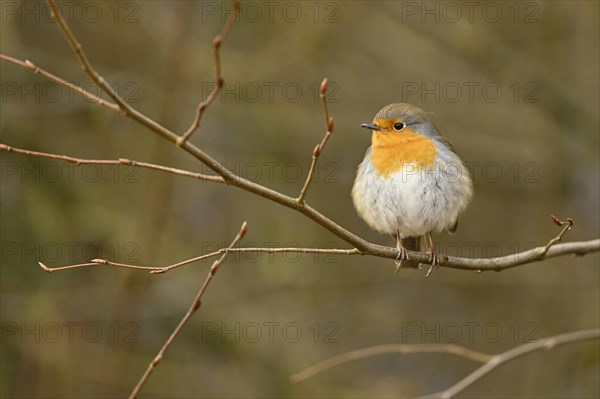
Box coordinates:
[352,103,473,275]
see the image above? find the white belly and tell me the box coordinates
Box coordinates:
[352,148,472,237]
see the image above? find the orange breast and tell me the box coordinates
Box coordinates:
[370,129,437,177]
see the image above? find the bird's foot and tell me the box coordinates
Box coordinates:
[425,250,439,277]
[395,247,409,273]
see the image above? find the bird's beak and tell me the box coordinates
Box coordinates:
[360,122,380,131]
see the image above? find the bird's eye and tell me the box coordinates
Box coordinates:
[393,122,405,131]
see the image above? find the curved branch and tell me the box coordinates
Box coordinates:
[290,329,600,399]
[290,343,492,384]
[421,328,600,399]
[438,238,599,271]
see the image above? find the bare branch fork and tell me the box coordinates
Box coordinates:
[291,329,600,399]
[1,0,598,272]
[129,222,247,399]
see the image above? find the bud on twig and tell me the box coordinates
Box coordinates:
[320,78,328,97]
[313,144,321,157]
[213,35,223,49]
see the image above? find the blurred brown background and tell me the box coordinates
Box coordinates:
[1,1,599,398]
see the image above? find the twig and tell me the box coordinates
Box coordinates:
[37,247,362,274]
[540,215,574,257]
[38,261,106,273]
[46,0,131,112]
[0,54,119,111]
[0,144,224,184]
[37,250,237,274]
[128,222,247,399]
[224,247,359,255]
[177,0,240,146]
[297,78,334,205]
[290,343,493,383]
[420,328,600,399]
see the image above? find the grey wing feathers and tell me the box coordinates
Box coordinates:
[436,136,456,153]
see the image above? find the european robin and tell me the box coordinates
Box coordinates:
[352,103,473,275]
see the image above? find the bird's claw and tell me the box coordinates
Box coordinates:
[425,251,439,278]
[395,247,409,273]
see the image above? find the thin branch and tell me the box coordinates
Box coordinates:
[94,255,224,275]
[290,343,493,383]
[6,5,595,272]
[38,261,106,273]
[36,247,362,274]
[37,250,234,274]
[0,144,224,184]
[0,53,119,111]
[541,215,574,257]
[177,0,240,146]
[225,247,360,255]
[297,77,335,205]
[420,328,600,399]
[146,246,359,274]
[435,216,597,272]
[128,222,247,399]
[46,0,131,112]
